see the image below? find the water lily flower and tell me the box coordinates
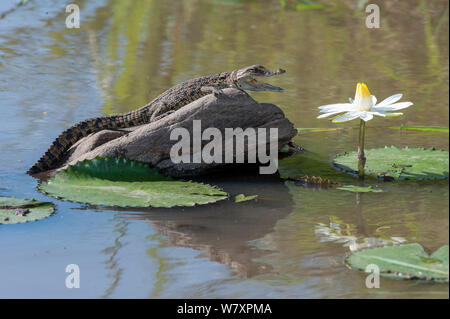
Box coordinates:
[317,83,413,123]
[316,83,413,178]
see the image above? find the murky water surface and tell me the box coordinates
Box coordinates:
[0,0,448,298]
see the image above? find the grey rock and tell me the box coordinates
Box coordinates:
[58,88,297,177]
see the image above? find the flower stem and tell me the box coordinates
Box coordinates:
[357,119,366,178]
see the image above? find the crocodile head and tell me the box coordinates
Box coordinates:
[231,65,285,91]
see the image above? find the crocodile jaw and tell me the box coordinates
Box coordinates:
[235,66,285,91]
[238,78,284,91]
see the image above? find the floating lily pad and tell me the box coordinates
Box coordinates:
[38,157,228,208]
[389,126,449,133]
[337,185,384,193]
[333,146,449,181]
[235,194,258,203]
[346,244,449,282]
[278,151,354,184]
[297,128,340,134]
[0,196,54,224]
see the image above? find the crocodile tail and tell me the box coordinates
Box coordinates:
[27,112,146,175]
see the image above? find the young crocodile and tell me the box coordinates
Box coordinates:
[28,65,285,175]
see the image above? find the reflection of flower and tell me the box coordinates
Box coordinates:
[317,83,413,123]
[315,222,406,252]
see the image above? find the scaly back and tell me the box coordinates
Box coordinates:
[27,71,232,175]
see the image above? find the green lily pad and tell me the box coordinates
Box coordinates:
[0,196,54,224]
[297,128,340,134]
[38,157,228,208]
[333,146,449,181]
[346,244,449,282]
[235,194,258,203]
[337,185,384,193]
[278,151,354,184]
[389,126,449,133]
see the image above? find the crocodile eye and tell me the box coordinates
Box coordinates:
[253,65,265,73]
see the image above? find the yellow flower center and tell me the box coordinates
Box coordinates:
[356,83,371,98]
[354,82,373,111]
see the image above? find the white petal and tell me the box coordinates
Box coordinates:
[370,111,386,117]
[372,101,413,112]
[371,111,404,117]
[375,94,403,108]
[371,95,377,105]
[317,111,345,119]
[318,103,353,112]
[332,111,362,123]
[360,112,373,122]
[349,97,354,103]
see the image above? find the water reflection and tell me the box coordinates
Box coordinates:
[315,203,408,253]
[0,0,448,298]
[101,215,129,298]
[123,168,294,278]
[74,0,449,129]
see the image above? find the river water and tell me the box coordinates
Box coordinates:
[0,0,448,298]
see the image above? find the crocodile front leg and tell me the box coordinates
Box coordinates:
[151,109,175,122]
[149,102,170,122]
